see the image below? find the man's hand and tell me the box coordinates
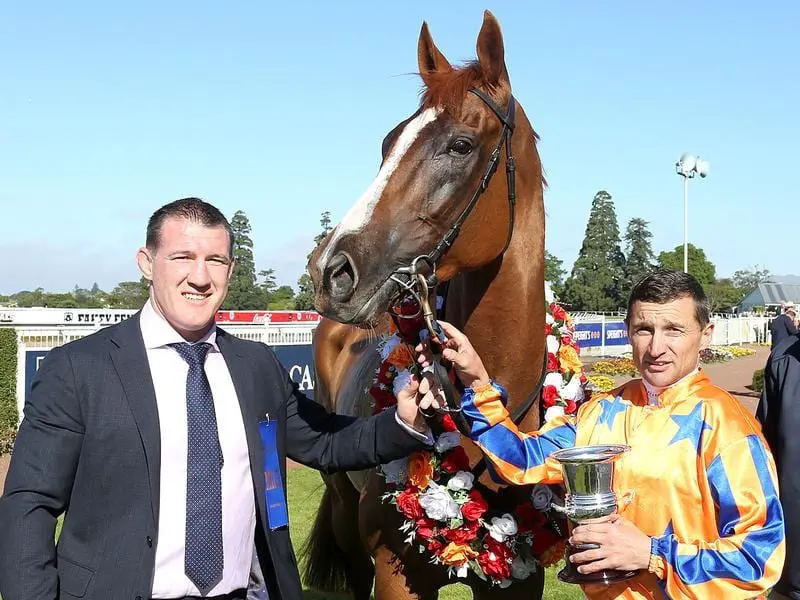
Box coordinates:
[395,371,444,432]
[569,514,652,574]
[414,321,491,390]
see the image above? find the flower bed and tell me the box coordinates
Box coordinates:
[590,359,638,377]
[586,375,616,393]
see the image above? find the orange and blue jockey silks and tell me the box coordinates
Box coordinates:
[461,370,785,599]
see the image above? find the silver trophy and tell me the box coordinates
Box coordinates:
[549,444,638,585]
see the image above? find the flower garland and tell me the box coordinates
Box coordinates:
[369,283,589,586]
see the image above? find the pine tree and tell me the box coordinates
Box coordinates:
[295,211,333,310]
[544,251,566,299]
[224,210,261,310]
[562,190,626,311]
[620,218,655,300]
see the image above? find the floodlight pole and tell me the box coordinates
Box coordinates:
[675,153,709,274]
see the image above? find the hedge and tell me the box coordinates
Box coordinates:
[0,328,18,455]
[752,368,765,394]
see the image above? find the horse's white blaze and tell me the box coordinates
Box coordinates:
[317,107,441,272]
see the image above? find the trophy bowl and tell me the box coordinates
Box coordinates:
[549,444,639,585]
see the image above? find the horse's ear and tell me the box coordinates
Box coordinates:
[418,21,452,85]
[476,10,509,87]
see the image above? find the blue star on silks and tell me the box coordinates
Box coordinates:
[596,397,628,431]
[668,401,712,453]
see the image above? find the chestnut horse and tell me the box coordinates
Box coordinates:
[304,11,548,600]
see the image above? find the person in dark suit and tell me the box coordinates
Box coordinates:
[771,302,798,349]
[0,198,433,600]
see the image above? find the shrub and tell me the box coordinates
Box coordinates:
[752,368,765,393]
[0,329,18,450]
[0,427,15,456]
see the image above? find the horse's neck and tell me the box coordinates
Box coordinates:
[445,243,545,432]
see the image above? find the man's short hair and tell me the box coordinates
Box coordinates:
[146,197,234,257]
[625,269,710,327]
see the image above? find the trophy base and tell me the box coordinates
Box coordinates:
[557,543,639,585]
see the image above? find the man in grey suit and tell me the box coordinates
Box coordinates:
[0,198,434,600]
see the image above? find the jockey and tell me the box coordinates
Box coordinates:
[414,269,785,600]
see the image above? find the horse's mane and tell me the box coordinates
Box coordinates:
[420,60,490,116]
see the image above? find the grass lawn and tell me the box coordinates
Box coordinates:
[287,466,583,600]
[3,469,581,600]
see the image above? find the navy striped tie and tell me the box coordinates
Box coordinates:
[170,342,224,595]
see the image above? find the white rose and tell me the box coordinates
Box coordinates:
[381,458,408,485]
[392,369,412,397]
[511,555,538,580]
[546,335,560,354]
[487,513,518,542]
[434,431,462,453]
[545,312,554,325]
[561,375,583,402]
[544,282,555,304]
[446,471,474,492]
[530,484,555,511]
[418,482,460,521]
[543,372,564,390]
[544,405,565,423]
[380,335,401,361]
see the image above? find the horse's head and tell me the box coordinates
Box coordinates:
[309,10,541,326]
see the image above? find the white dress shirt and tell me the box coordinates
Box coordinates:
[140,301,256,598]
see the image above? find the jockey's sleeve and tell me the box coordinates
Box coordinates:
[648,434,785,598]
[460,380,575,485]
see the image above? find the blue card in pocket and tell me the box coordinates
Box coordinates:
[258,415,289,530]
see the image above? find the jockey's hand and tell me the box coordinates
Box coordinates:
[568,514,652,574]
[414,321,491,390]
[395,370,444,433]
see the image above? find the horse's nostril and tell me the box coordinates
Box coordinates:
[325,253,358,302]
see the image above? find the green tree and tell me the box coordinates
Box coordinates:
[107,278,150,309]
[562,190,626,311]
[544,251,566,298]
[269,285,296,309]
[224,210,262,310]
[294,273,315,310]
[657,244,716,285]
[294,210,334,311]
[705,278,747,313]
[731,266,771,291]
[620,218,656,300]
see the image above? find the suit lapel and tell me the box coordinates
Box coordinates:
[108,313,162,526]
[216,329,269,532]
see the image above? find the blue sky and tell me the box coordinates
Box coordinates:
[1,1,797,294]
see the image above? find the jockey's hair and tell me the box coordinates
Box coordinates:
[146,197,234,258]
[625,269,710,327]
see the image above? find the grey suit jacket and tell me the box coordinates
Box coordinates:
[0,313,425,600]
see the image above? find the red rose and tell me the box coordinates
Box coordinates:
[415,518,437,539]
[376,363,395,386]
[478,546,512,580]
[542,385,559,408]
[396,488,425,520]
[580,373,588,384]
[461,490,489,521]
[441,414,458,432]
[484,536,514,562]
[514,503,547,533]
[544,323,552,336]
[551,304,567,321]
[547,353,559,371]
[440,446,470,473]
[561,334,572,348]
[565,400,577,414]
[443,520,480,544]
[427,539,444,554]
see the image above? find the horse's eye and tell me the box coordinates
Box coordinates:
[448,139,473,156]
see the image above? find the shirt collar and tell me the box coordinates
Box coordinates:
[139,299,218,351]
[640,367,705,407]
